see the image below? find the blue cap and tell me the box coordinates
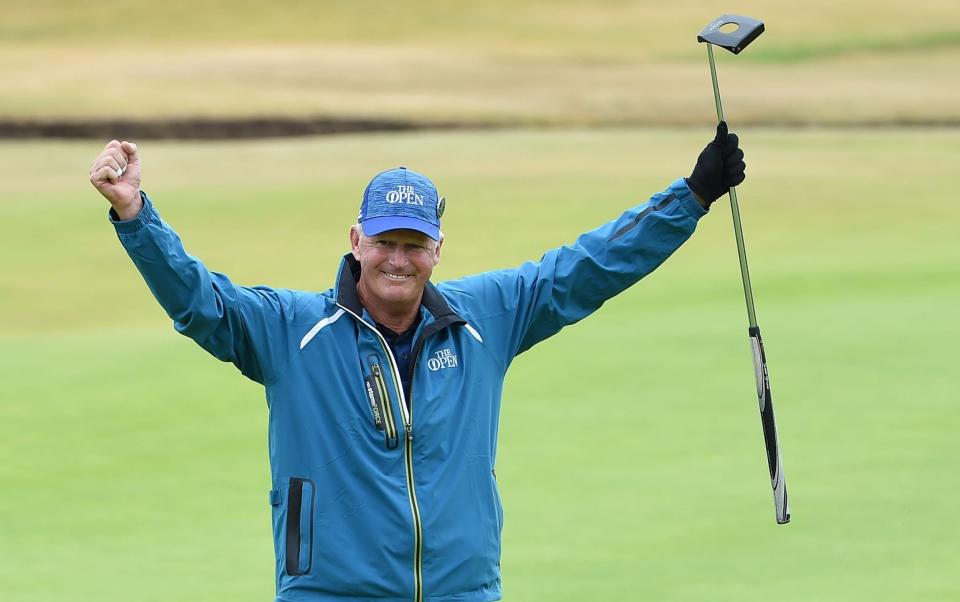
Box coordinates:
[358,167,444,241]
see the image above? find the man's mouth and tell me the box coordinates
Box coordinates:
[382,271,413,281]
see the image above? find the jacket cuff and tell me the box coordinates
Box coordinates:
[109,191,157,234]
[669,177,708,218]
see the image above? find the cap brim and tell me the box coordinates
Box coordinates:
[361,216,440,241]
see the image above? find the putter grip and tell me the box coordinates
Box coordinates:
[748,326,790,524]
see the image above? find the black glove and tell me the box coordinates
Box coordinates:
[686,121,746,206]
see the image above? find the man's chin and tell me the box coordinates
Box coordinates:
[375,284,420,304]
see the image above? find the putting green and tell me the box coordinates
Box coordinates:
[1,127,957,600]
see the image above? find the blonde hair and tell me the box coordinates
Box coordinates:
[352,224,443,246]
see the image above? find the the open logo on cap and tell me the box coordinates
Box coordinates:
[386,185,424,205]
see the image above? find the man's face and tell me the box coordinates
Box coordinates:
[351,227,442,312]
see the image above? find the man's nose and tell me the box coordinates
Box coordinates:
[388,246,408,266]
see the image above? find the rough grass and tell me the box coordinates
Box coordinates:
[1,128,958,600]
[4,1,957,55]
[1,1,958,124]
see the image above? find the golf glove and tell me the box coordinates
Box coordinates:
[686,121,746,206]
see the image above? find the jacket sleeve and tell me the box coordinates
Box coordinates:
[110,192,294,385]
[444,178,707,361]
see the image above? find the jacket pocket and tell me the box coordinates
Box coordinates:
[366,356,399,450]
[285,477,315,576]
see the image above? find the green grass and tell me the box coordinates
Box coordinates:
[746,29,960,63]
[1,128,958,600]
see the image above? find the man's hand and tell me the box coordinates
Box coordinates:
[686,121,746,209]
[90,140,143,220]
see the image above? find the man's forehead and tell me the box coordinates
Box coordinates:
[368,229,432,243]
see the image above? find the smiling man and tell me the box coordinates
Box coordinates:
[349,168,446,400]
[89,125,744,602]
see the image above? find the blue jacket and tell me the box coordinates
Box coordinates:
[111,178,705,602]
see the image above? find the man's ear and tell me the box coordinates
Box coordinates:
[350,226,362,261]
[432,235,443,267]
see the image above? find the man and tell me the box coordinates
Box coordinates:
[89,124,744,602]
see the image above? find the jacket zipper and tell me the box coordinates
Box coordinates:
[337,304,423,602]
[405,353,423,602]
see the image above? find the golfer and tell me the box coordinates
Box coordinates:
[89,124,744,602]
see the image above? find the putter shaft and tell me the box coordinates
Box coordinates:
[706,44,758,328]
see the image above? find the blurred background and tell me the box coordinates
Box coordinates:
[1,1,957,600]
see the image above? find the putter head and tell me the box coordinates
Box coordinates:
[697,14,764,54]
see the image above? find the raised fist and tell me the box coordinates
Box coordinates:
[90,140,142,220]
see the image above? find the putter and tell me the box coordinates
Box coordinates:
[697,14,791,525]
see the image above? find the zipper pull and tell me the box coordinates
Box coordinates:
[406,422,414,441]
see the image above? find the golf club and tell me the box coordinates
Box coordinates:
[697,14,791,525]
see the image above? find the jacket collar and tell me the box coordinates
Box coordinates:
[334,253,464,328]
